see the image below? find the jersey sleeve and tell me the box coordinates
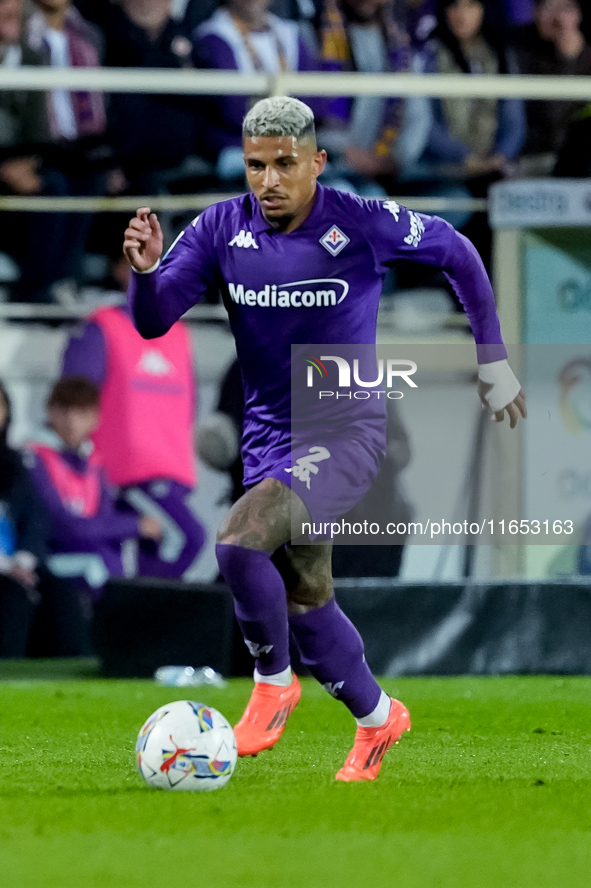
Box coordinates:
[367,200,507,363]
[128,210,219,339]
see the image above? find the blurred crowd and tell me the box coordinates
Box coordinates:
[1,0,590,301]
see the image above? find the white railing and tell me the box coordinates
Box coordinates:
[0,194,487,213]
[0,299,473,323]
[0,68,590,99]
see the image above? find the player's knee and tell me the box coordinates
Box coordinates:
[215,524,263,549]
[216,523,231,545]
[216,478,292,551]
[216,513,246,546]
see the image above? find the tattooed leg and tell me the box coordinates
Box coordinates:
[272,543,333,613]
[215,479,309,675]
[216,477,308,552]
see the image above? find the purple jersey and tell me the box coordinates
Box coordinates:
[129,184,506,488]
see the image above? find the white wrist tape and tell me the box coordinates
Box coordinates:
[478,359,521,412]
[133,258,161,274]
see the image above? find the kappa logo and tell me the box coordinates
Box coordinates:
[284,446,331,490]
[136,349,174,377]
[383,200,401,221]
[229,229,259,249]
[322,681,344,698]
[244,639,274,658]
[320,225,350,256]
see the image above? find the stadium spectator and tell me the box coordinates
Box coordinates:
[25,377,163,606]
[22,0,111,301]
[404,0,525,267]
[0,379,92,657]
[0,0,48,172]
[399,0,515,50]
[61,270,206,580]
[316,0,430,195]
[421,0,525,179]
[74,0,219,41]
[73,0,212,195]
[513,0,591,175]
[399,0,438,49]
[0,0,94,302]
[26,0,106,146]
[192,0,321,183]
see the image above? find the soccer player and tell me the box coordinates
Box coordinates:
[123,96,526,782]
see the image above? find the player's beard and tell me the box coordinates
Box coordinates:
[262,210,296,232]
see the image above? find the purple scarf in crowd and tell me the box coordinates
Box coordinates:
[319,0,411,157]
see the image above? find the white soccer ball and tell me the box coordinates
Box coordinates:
[136,700,237,792]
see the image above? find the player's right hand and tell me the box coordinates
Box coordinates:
[123,207,163,272]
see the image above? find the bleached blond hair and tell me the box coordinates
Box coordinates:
[242,96,316,144]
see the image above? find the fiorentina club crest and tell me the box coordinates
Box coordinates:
[320,225,350,256]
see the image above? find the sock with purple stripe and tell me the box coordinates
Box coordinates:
[288,596,382,718]
[215,543,290,675]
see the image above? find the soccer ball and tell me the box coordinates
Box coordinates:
[136,700,237,792]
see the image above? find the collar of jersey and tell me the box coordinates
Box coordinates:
[249,182,326,234]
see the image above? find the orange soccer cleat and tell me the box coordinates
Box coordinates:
[234,673,302,757]
[335,698,411,782]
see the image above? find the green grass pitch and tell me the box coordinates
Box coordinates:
[1,668,590,888]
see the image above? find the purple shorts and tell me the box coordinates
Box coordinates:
[246,428,385,535]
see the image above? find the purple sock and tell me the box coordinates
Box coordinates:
[288,597,382,718]
[216,543,290,675]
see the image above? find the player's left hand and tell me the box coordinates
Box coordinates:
[478,383,527,428]
[477,359,527,429]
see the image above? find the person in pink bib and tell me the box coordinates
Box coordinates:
[26,376,162,599]
[61,273,206,580]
